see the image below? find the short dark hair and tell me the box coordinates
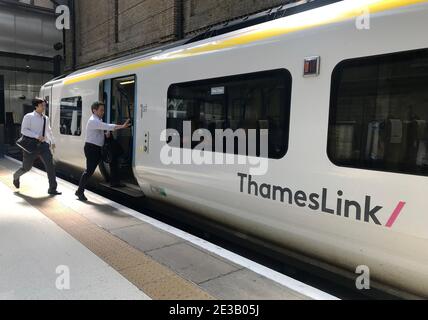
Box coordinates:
[91,101,105,113]
[32,97,45,109]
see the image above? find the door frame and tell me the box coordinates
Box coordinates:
[42,85,53,123]
[0,75,5,126]
[99,74,138,183]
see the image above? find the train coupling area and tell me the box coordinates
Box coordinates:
[0,157,337,300]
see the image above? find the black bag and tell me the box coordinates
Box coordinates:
[16,116,46,154]
[102,135,124,164]
[102,140,113,164]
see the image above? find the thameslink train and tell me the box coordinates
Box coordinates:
[39,0,428,297]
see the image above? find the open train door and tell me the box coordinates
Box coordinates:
[99,75,143,197]
[40,84,53,121]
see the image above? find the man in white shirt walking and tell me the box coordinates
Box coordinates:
[75,101,130,201]
[13,98,61,196]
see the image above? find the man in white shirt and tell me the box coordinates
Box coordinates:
[13,98,61,196]
[75,101,130,201]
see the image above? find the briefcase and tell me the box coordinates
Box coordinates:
[16,116,46,154]
[16,136,40,154]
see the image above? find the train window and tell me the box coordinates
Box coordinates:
[167,69,292,159]
[60,96,82,136]
[328,48,428,176]
[45,96,50,118]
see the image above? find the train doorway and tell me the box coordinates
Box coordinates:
[99,75,142,197]
[0,75,4,157]
[0,75,4,126]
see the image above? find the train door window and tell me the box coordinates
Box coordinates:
[167,69,292,159]
[45,96,50,118]
[328,48,428,176]
[99,75,137,186]
[59,96,82,136]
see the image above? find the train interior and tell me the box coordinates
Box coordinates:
[99,75,142,197]
[166,70,291,159]
[328,49,428,177]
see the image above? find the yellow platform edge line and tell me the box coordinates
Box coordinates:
[0,168,215,300]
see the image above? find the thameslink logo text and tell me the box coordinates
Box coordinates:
[238,173,406,227]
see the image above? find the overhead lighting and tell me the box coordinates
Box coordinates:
[120,80,135,85]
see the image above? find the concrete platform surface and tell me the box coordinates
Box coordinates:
[0,182,150,300]
[0,157,337,300]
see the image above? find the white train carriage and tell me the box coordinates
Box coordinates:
[40,0,428,297]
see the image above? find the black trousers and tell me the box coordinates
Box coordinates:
[13,143,58,191]
[77,143,102,194]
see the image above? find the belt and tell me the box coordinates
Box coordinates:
[85,142,102,148]
[23,136,39,141]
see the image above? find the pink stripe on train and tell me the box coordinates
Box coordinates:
[385,202,406,228]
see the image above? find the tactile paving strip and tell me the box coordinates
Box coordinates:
[0,167,214,300]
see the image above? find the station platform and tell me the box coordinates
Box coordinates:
[0,157,337,300]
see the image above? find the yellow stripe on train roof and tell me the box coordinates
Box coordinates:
[64,0,428,85]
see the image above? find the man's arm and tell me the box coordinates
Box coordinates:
[21,115,38,139]
[88,119,130,132]
[88,119,117,132]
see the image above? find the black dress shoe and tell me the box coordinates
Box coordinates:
[75,191,88,202]
[13,179,20,189]
[48,190,62,196]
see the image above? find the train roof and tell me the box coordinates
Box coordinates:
[45,0,428,87]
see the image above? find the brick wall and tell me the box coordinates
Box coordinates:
[183,0,298,35]
[65,0,298,71]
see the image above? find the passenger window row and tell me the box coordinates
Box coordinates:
[58,48,428,177]
[167,48,428,177]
